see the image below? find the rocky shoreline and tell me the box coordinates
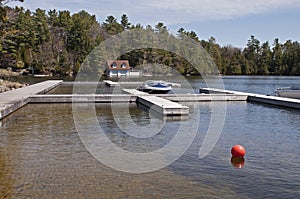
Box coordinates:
[0,79,28,93]
[0,69,29,93]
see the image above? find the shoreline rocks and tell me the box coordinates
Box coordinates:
[0,69,29,93]
[0,79,29,93]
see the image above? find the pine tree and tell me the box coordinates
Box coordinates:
[120,14,131,30]
[243,35,260,74]
[257,41,271,75]
[271,38,283,74]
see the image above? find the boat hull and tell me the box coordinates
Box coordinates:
[138,88,171,94]
[275,90,300,99]
[137,80,172,94]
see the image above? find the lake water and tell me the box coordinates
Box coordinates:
[0,76,300,198]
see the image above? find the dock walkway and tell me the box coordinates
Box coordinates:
[103,80,120,87]
[0,80,62,120]
[137,95,189,115]
[200,88,300,109]
[123,89,189,115]
[30,94,137,103]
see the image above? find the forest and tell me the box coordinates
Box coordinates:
[1,6,300,76]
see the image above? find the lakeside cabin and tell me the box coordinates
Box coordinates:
[105,60,130,77]
[104,60,141,77]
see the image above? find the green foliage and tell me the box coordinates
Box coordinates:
[0,7,300,76]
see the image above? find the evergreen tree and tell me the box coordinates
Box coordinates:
[243,35,260,74]
[282,40,300,75]
[103,15,123,36]
[228,54,241,75]
[155,22,168,34]
[257,41,271,75]
[207,37,222,72]
[271,38,283,74]
[120,14,131,30]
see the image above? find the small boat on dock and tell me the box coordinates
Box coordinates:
[34,74,51,77]
[274,86,300,99]
[137,80,172,94]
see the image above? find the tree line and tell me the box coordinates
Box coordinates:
[0,6,300,76]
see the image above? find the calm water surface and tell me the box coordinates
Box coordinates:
[0,76,300,198]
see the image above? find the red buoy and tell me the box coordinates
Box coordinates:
[231,145,246,158]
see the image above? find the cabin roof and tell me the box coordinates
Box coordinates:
[106,60,130,70]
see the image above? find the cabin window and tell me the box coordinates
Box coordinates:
[111,62,117,68]
[121,63,127,68]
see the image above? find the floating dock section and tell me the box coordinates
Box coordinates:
[122,89,247,116]
[200,88,300,109]
[30,94,137,103]
[156,93,247,102]
[122,89,189,115]
[0,80,62,120]
[30,92,247,103]
[103,80,120,87]
[137,95,189,116]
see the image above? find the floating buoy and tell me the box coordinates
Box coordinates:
[231,145,246,158]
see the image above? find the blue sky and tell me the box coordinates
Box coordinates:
[8,0,300,48]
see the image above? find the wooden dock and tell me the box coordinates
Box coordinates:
[0,80,265,120]
[122,89,149,96]
[156,93,247,102]
[0,80,62,120]
[103,80,120,87]
[123,89,247,102]
[30,94,137,103]
[200,88,300,109]
[137,95,189,116]
[122,89,189,115]
[122,89,248,115]
[29,93,247,103]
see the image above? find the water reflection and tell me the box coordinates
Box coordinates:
[231,157,245,169]
[0,148,13,199]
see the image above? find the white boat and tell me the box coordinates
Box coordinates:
[34,74,50,77]
[137,80,172,94]
[274,86,300,99]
